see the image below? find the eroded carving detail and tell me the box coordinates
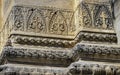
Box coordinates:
[72,43,120,60]
[68,62,119,75]
[78,2,114,30]
[0,65,68,75]
[82,3,92,27]
[13,6,24,31]
[11,32,117,48]
[12,6,74,36]
[27,9,46,33]
[94,5,113,29]
[49,11,68,35]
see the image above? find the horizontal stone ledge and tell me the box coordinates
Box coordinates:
[0,64,68,75]
[2,42,120,65]
[72,43,120,61]
[1,46,72,67]
[68,61,120,75]
[1,61,120,75]
[8,31,117,49]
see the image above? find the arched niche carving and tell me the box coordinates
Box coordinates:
[49,11,68,35]
[94,5,113,29]
[27,9,46,33]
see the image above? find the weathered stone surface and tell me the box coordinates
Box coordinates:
[0,0,120,75]
[114,0,120,45]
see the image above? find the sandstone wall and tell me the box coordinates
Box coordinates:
[13,0,74,10]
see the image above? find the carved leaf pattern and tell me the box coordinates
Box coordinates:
[94,5,113,29]
[27,9,46,33]
[49,11,68,35]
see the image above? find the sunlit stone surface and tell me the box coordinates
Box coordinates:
[114,0,120,45]
[0,0,120,75]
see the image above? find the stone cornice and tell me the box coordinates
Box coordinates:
[10,31,117,48]
[72,43,120,61]
[0,61,120,75]
[2,47,72,67]
[2,43,120,66]
[68,61,120,75]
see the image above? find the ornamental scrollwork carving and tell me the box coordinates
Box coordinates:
[49,11,68,35]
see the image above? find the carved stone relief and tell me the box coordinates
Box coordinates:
[94,5,113,29]
[13,6,24,31]
[82,3,92,27]
[11,32,117,48]
[78,2,114,30]
[0,1,119,75]
[27,9,46,33]
[11,6,74,36]
[49,11,68,35]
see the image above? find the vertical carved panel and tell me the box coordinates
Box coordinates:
[13,6,24,31]
[27,9,46,33]
[94,5,113,29]
[82,3,92,28]
[49,11,68,35]
[62,11,75,35]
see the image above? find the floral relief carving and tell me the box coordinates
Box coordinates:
[27,9,46,33]
[49,11,68,35]
[78,2,114,30]
[94,5,113,29]
[12,6,74,36]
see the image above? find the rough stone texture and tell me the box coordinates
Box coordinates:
[0,0,120,75]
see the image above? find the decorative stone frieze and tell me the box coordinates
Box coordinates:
[72,43,120,61]
[12,6,75,36]
[9,32,117,49]
[4,1,114,39]
[68,61,120,75]
[77,1,114,32]
[0,64,68,75]
[2,47,72,67]
[0,0,119,75]
[2,43,120,66]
